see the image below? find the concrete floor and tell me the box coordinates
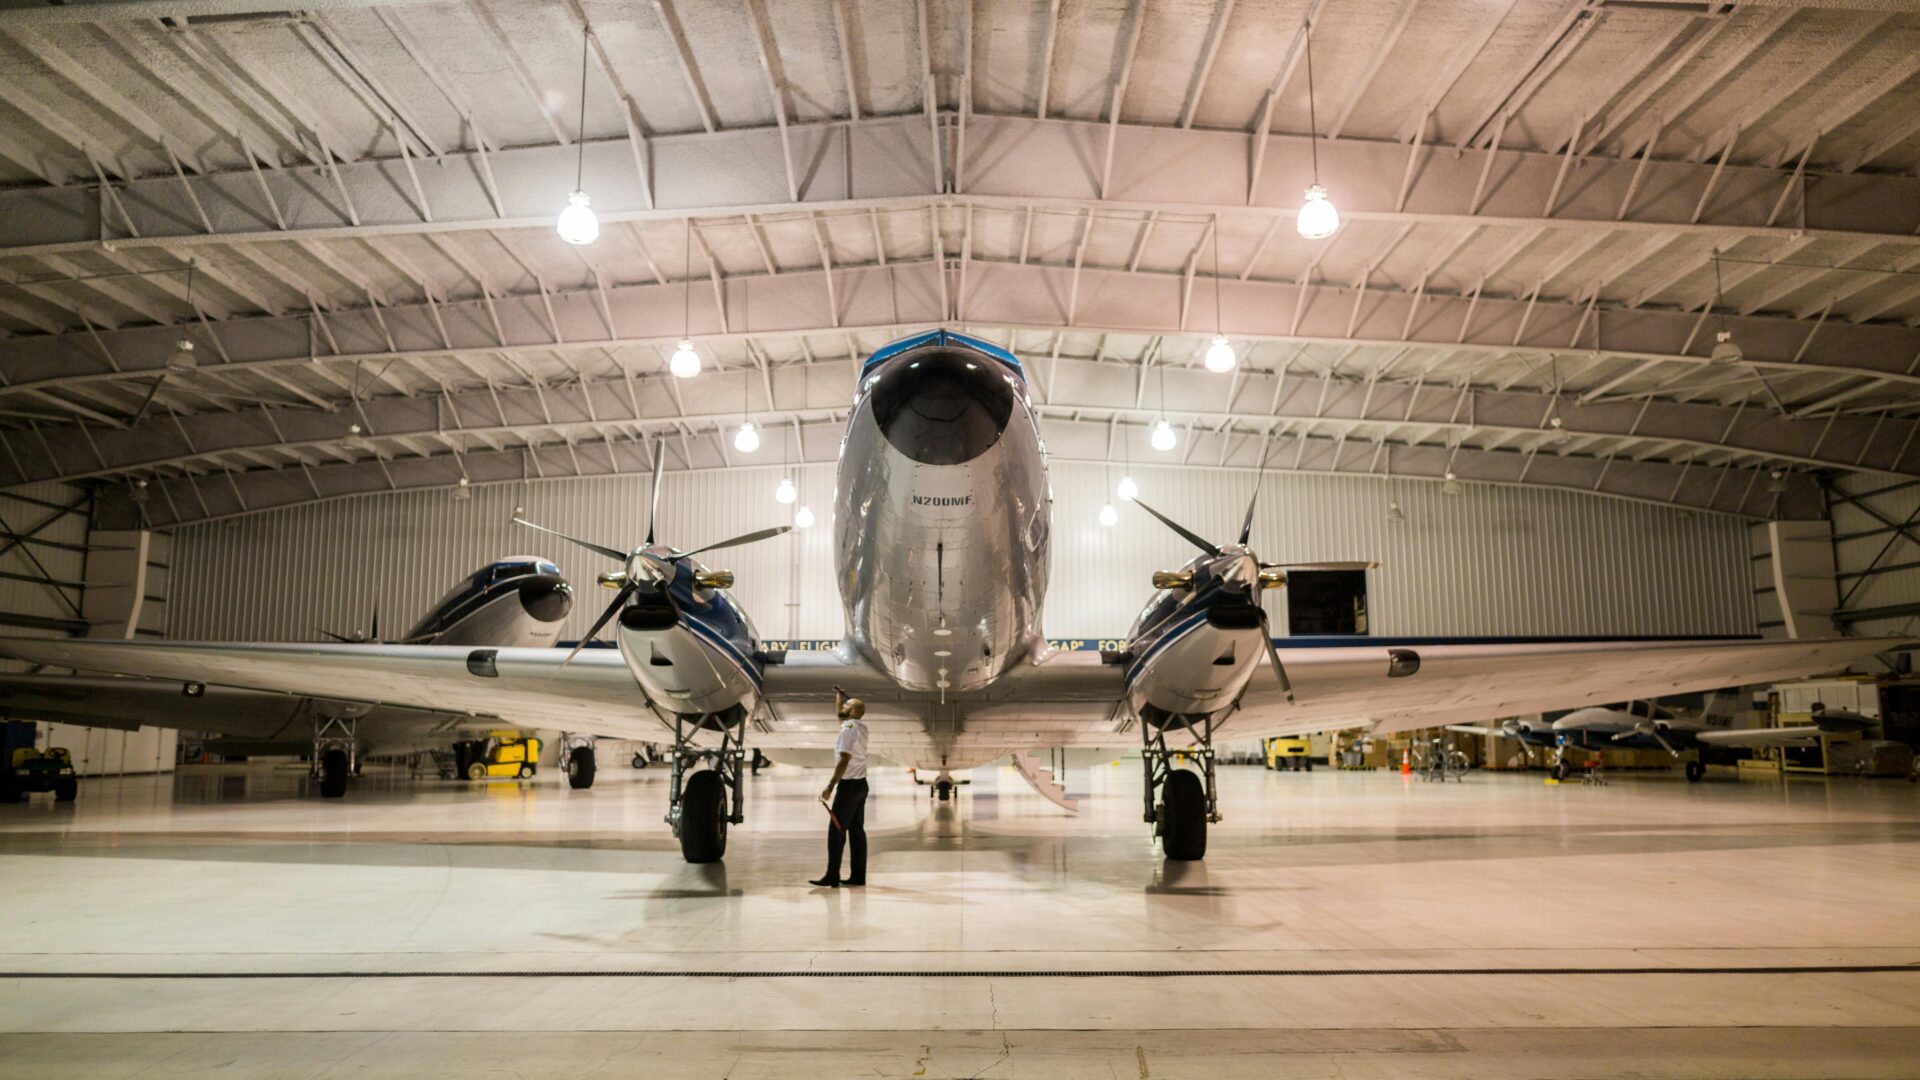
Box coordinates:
[2,758,1918,1078]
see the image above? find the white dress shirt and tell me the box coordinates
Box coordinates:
[834,717,869,780]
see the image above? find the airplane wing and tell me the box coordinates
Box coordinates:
[0,638,668,741]
[1215,637,1905,743]
[1691,725,1827,748]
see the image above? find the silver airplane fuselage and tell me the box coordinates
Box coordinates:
[835,332,1051,693]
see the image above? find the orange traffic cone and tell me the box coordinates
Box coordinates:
[1401,749,1411,775]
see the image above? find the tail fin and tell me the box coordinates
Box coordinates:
[1700,690,1741,727]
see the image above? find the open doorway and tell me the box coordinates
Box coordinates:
[1286,570,1369,636]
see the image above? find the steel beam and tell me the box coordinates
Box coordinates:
[5,113,1917,260]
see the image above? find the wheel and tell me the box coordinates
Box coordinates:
[567,746,597,790]
[1304,758,1313,772]
[518,763,534,779]
[1684,760,1705,783]
[53,776,78,802]
[465,760,488,782]
[1159,769,1208,861]
[679,769,728,863]
[631,752,649,769]
[320,749,349,799]
[935,780,952,801]
[1551,760,1570,782]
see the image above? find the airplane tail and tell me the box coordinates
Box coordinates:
[1700,690,1741,727]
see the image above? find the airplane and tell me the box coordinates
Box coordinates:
[0,557,574,796]
[0,329,1903,862]
[1448,695,1879,782]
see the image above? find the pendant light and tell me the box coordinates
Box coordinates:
[1099,502,1119,527]
[1150,352,1177,451]
[1295,19,1340,240]
[775,477,797,504]
[1709,250,1742,364]
[555,31,599,246]
[1202,215,1237,372]
[1117,474,1138,502]
[733,420,759,453]
[794,505,816,529]
[167,261,199,371]
[669,219,702,378]
[733,322,759,453]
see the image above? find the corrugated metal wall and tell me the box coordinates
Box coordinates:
[171,464,1757,643]
[1811,472,1920,638]
[1,481,90,658]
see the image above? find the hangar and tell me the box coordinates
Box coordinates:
[1,0,1919,1074]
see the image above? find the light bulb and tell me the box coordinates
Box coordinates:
[1203,334,1237,373]
[733,421,760,453]
[1117,475,1138,501]
[556,190,599,246]
[669,339,702,378]
[794,505,816,529]
[774,477,797,504]
[1150,419,1177,452]
[1441,472,1461,496]
[166,337,197,372]
[1297,183,1340,240]
[1099,503,1119,527]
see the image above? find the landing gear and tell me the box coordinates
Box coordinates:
[1551,759,1571,782]
[632,752,649,769]
[311,716,357,799]
[935,777,953,801]
[567,746,597,789]
[559,734,596,790]
[1141,709,1218,861]
[1684,759,1705,783]
[665,709,748,864]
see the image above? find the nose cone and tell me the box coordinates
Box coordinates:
[519,575,573,623]
[871,349,1016,465]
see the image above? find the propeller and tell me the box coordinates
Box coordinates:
[511,442,789,674]
[316,604,379,644]
[1615,721,1679,758]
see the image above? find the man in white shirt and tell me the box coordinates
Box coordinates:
[811,687,870,888]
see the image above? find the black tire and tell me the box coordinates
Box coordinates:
[1551,760,1570,782]
[936,780,952,802]
[632,753,649,769]
[679,769,728,863]
[1304,759,1313,772]
[567,746,597,790]
[1159,769,1208,861]
[465,761,488,782]
[518,764,535,779]
[320,749,349,799]
[53,776,78,803]
[1685,760,1705,783]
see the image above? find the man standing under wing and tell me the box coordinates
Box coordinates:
[811,687,869,888]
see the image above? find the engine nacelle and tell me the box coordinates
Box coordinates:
[612,561,762,720]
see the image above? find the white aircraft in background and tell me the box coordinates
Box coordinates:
[1,330,1901,862]
[0,558,574,796]
[1453,694,1877,781]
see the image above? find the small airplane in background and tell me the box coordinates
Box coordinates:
[0,557,576,797]
[1449,693,1878,781]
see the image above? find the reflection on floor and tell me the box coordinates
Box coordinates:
[3,759,1919,1077]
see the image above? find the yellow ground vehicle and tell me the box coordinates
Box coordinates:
[449,733,541,781]
[1264,737,1314,771]
[3,746,79,802]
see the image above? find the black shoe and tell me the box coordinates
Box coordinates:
[809,876,841,888]
[842,879,866,887]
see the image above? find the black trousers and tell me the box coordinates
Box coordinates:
[823,777,868,882]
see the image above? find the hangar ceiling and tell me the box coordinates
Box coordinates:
[1,0,1918,528]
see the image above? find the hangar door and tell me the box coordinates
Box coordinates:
[1286,570,1369,636]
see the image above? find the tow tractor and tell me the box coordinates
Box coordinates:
[1263,736,1314,771]
[2,746,79,803]
[441,732,541,782]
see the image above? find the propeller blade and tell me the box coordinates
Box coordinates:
[1256,611,1296,705]
[1260,561,1379,572]
[1129,497,1219,556]
[512,515,628,562]
[1646,725,1679,759]
[671,525,792,561]
[1238,455,1268,546]
[316,628,359,644]
[645,440,666,546]
[369,605,379,645]
[554,582,636,676]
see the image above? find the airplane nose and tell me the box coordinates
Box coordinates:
[519,576,573,623]
[871,349,1016,465]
